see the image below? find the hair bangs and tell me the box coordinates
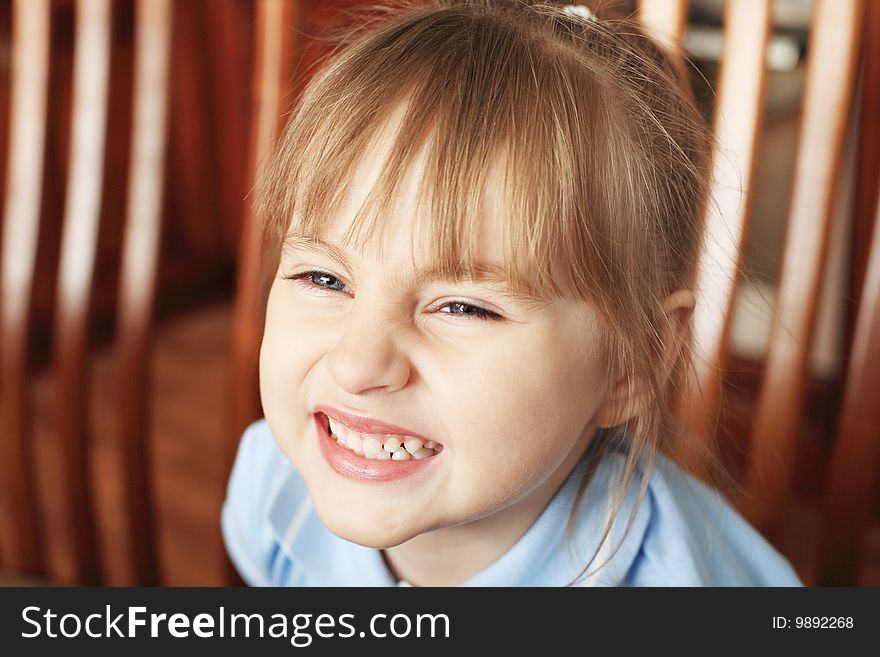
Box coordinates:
[262,2,626,308]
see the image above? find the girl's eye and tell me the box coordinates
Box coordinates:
[282,270,503,322]
[284,270,350,294]
[435,301,501,321]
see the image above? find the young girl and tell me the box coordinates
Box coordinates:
[222,0,803,586]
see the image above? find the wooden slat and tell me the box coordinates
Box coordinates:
[847,0,880,353]
[228,0,301,468]
[818,180,880,585]
[225,0,302,584]
[675,0,771,474]
[204,0,255,254]
[740,0,864,536]
[114,0,172,586]
[52,0,112,585]
[0,0,50,577]
[168,0,225,260]
[637,0,687,51]
[0,2,11,214]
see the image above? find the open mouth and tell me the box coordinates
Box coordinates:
[319,412,443,462]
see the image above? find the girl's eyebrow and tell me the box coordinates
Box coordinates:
[282,234,545,303]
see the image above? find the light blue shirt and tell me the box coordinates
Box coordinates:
[221,419,803,586]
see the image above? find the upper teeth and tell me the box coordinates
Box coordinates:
[327,417,442,461]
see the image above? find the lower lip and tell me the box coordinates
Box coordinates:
[314,413,440,483]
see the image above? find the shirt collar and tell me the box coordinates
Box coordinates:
[268,470,396,586]
[268,442,652,586]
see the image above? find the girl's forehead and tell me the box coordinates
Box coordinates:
[282,91,562,303]
[294,105,512,266]
[288,198,508,280]
[285,150,526,296]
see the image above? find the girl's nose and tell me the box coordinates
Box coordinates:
[325,299,411,396]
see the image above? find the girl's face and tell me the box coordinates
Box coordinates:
[259,117,616,549]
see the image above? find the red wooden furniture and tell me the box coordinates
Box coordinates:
[644,0,878,584]
[0,0,171,585]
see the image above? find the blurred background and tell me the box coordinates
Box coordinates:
[0,0,878,586]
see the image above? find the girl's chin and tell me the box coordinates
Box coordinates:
[311,502,424,549]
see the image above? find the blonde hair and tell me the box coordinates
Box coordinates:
[260,0,723,585]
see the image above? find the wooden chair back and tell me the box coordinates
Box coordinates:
[644,0,877,584]
[0,0,171,585]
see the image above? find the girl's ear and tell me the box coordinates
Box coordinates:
[593,289,695,428]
